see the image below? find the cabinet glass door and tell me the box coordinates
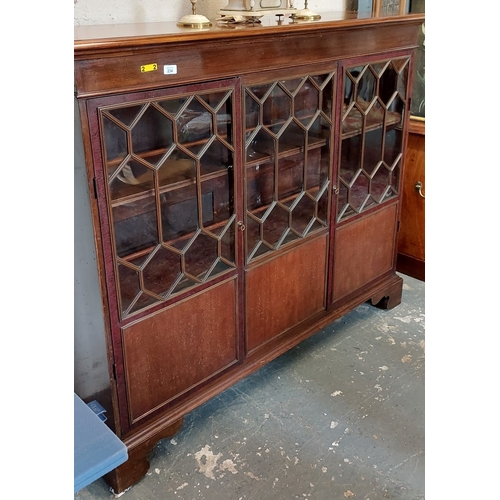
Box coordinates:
[337,57,410,221]
[244,73,335,263]
[97,85,237,318]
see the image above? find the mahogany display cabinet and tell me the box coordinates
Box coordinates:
[74,10,425,494]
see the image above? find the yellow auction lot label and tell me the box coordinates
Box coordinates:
[140,63,158,73]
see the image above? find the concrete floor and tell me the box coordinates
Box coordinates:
[75,273,424,500]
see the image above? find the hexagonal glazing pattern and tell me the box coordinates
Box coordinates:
[337,57,409,221]
[244,73,334,263]
[99,89,237,318]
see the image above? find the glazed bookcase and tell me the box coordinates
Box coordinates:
[74,10,424,493]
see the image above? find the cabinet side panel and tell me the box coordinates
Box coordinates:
[333,204,397,301]
[397,130,425,261]
[122,279,238,423]
[246,236,327,352]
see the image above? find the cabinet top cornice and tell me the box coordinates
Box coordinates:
[74,11,424,58]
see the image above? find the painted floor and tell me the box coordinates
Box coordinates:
[75,273,424,500]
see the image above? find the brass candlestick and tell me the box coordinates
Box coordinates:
[178,0,212,28]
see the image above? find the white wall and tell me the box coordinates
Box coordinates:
[74,0,346,26]
[74,99,111,401]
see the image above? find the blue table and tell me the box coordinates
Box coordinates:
[74,393,128,493]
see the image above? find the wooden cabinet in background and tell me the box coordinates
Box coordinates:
[397,118,425,280]
[74,11,424,494]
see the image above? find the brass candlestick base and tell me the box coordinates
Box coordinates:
[177,14,211,28]
[293,0,320,20]
[178,0,211,28]
[294,8,320,20]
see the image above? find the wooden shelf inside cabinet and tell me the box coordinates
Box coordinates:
[246,137,328,168]
[109,163,232,209]
[341,101,402,139]
[106,130,234,207]
[248,184,324,215]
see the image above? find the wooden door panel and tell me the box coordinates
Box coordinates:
[122,279,238,423]
[245,236,327,352]
[398,124,425,263]
[333,204,397,301]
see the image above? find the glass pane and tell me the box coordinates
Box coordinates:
[117,263,142,313]
[200,139,233,176]
[215,97,233,146]
[198,90,228,110]
[317,186,329,225]
[305,145,329,192]
[245,93,260,132]
[202,176,233,227]
[384,128,403,167]
[158,151,196,190]
[340,136,362,184]
[177,98,213,153]
[246,128,274,163]
[160,184,201,242]
[112,197,158,258]
[157,97,190,116]
[294,81,319,126]
[131,105,173,165]
[102,114,128,167]
[279,121,305,152]
[371,164,392,203]
[249,83,272,101]
[109,160,155,201]
[142,246,182,296]
[247,161,274,212]
[263,84,291,128]
[262,204,289,248]
[291,193,316,236]
[350,171,370,212]
[184,232,219,281]
[281,77,305,94]
[107,104,144,126]
[245,215,262,259]
[278,152,303,205]
[363,127,384,174]
[220,219,236,265]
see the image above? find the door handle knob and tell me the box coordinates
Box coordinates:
[415,181,425,199]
